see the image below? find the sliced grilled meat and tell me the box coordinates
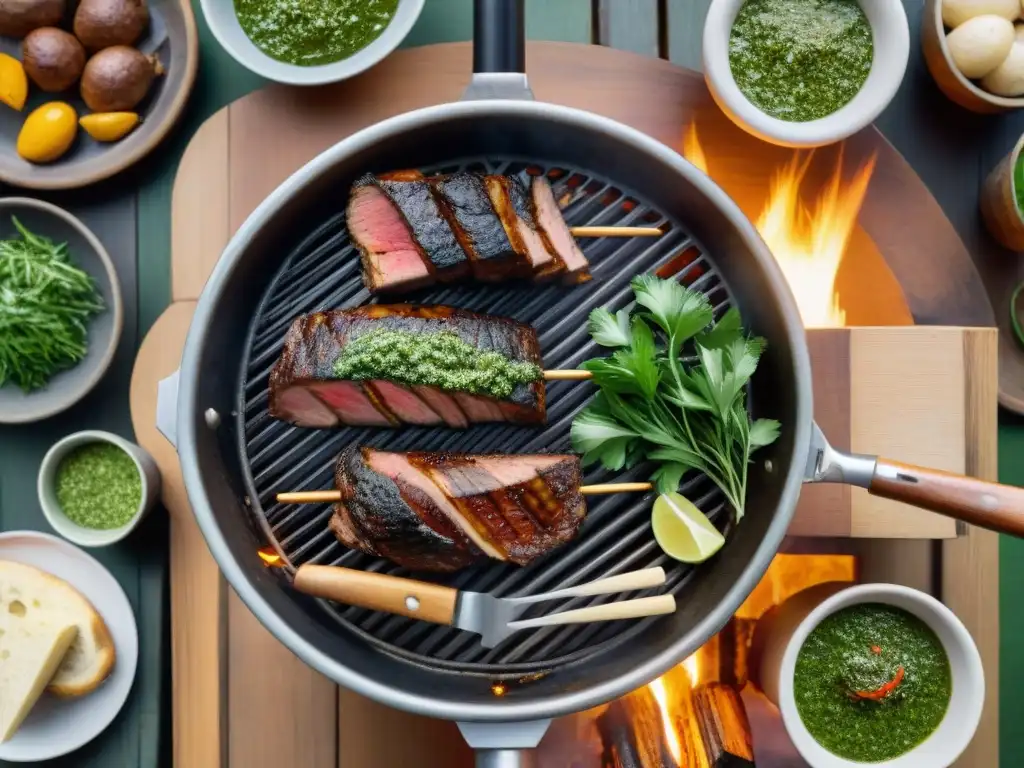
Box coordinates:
[269,305,546,429]
[373,170,470,280]
[531,176,591,284]
[331,447,586,572]
[484,175,558,276]
[348,181,432,293]
[431,172,530,280]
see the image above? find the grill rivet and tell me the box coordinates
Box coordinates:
[764,459,774,473]
[204,408,221,429]
[405,596,420,611]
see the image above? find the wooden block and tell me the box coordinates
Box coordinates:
[792,327,996,539]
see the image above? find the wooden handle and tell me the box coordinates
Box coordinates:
[870,459,1024,536]
[509,567,666,604]
[292,565,458,625]
[569,226,663,238]
[507,594,676,629]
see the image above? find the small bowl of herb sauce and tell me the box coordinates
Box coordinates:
[753,583,984,768]
[38,430,161,548]
[200,0,424,86]
[703,0,910,147]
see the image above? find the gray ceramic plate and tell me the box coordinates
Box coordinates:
[0,197,123,423]
[0,0,198,190]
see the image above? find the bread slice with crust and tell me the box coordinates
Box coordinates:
[0,560,115,697]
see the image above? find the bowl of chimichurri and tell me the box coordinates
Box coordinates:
[755,583,984,767]
[199,0,424,86]
[702,0,910,147]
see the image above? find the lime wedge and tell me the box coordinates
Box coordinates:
[651,492,726,563]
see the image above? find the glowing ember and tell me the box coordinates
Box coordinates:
[257,546,283,567]
[648,676,684,765]
[681,123,877,329]
[491,682,507,697]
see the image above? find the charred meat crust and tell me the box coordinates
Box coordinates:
[268,306,546,428]
[328,447,587,572]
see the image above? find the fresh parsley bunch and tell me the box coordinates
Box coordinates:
[570,275,780,520]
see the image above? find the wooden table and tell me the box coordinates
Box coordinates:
[1,0,1021,765]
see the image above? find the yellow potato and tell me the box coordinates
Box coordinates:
[79,111,140,142]
[982,41,1024,95]
[942,0,1019,28]
[17,102,77,164]
[947,15,1016,78]
[0,53,27,112]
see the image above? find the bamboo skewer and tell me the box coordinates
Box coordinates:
[544,369,594,381]
[276,481,653,505]
[568,226,663,237]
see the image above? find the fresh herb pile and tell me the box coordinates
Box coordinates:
[570,275,780,520]
[0,217,104,392]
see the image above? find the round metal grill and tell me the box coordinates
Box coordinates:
[237,158,738,679]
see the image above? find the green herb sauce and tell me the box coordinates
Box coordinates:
[729,0,873,122]
[55,443,142,530]
[794,604,951,763]
[234,0,399,67]
[332,329,541,400]
[1013,152,1024,219]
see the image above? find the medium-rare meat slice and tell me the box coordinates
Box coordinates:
[347,182,432,293]
[531,177,591,284]
[372,171,470,280]
[484,175,557,276]
[329,447,586,572]
[268,305,546,429]
[431,172,529,280]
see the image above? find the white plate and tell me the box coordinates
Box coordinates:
[0,531,138,762]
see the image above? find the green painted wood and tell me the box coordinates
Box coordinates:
[666,0,711,70]
[1000,415,1024,766]
[596,0,660,56]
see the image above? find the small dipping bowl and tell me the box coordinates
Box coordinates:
[38,430,161,547]
[752,582,985,768]
[702,0,910,147]
[981,132,1024,250]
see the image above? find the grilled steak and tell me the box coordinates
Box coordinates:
[484,175,559,276]
[530,176,591,284]
[431,172,530,280]
[331,447,586,572]
[269,305,546,429]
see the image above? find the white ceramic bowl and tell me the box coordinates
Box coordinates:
[199,0,425,86]
[37,430,161,548]
[702,0,910,147]
[754,582,985,768]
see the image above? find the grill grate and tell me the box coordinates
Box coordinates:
[238,158,737,678]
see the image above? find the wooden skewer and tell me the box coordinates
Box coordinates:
[276,481,653,505]
[543,369,594,381]
[569,226,662,237]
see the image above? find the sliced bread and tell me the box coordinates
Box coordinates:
[0,560,115,697]
[0,613,78,741]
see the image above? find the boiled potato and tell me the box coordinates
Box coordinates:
[982,41,1024,94]
[943,0,1019,28]
[947,15,1016,78]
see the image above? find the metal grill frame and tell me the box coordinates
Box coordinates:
[236,158,739,679]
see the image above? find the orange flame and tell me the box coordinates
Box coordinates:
[649,676,685,765]
[257,546,283,567]
[681,123,876,329]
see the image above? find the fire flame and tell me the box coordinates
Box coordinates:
[649,675,685,765]
[257,546,283,567]
[681,123,877,328]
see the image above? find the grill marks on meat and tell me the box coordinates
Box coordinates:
[268,305,546,429]
[348,171,592,293]
[331,447,586,571]
[431,172,527,280]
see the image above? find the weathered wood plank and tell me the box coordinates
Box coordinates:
[597,0,660,56]
[666,0,712,70]
[406,0,592,46]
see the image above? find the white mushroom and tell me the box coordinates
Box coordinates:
[947,15,1016,78]
[943,0,1019,28]
[982,41,1024,95]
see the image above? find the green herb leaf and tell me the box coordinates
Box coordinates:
[631,274,713,345]
[588,307,633,347]
[572,276,780,521]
